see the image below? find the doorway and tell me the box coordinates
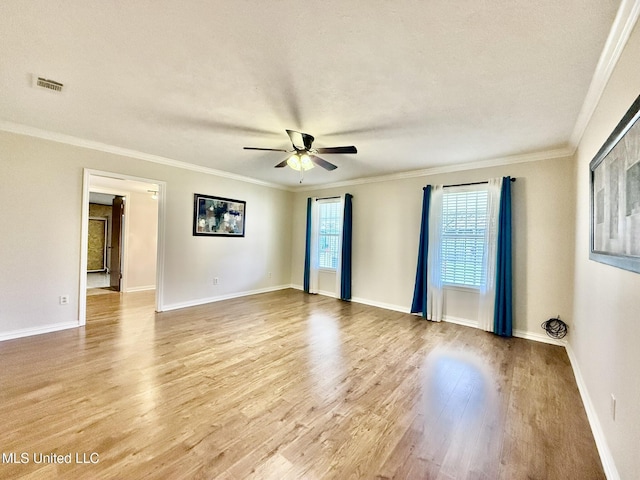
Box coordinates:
[87,192,124,293]
[79,170,166,325]
[86,186,130,295]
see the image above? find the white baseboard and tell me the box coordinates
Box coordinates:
[350,296,411,314]
[0,322,78,342]
[513,329,566,346]
[565,343,620,480]
[125,285,156,293]
[292,286,568,346]
[161,284,291,311]
[443,315,478,329]
[438,316,567,346]
[318,289,338,298]
[291,284,411,314]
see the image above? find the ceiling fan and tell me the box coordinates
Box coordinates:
[244,129,357,182]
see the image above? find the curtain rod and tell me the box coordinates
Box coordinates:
[315,196,341,201]
[444,177,517,188]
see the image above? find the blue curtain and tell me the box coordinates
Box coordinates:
[340,194,353,300]
[303,197,312,293]
[411,186,431,316]
[494,177,513,336]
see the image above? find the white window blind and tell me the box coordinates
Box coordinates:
[318,200,341,269]
[441,189,488,287]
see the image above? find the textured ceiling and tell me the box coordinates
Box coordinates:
[0,1,622,186]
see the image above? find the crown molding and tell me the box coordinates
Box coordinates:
[2,4,637,196]
[0,120,292,191]
[569,0,640,148]
[0,120,573,195]
[0,119,574,194]
[293,146,574,192]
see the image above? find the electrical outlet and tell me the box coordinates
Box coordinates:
[268,272,272,279]
[59,295,69,305]
[213,277,219,285]
[611,394,616,421]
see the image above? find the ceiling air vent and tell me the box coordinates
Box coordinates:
[33,76,64,92]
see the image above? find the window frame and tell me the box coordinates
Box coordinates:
[317,198,342,271]
[440,185,489,289]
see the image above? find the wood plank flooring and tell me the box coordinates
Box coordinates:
[0,289,604,479]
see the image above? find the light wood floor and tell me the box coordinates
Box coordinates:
[0,289,604,479]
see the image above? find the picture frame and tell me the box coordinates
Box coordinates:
[590,94,640,274]
[193,194,246,237]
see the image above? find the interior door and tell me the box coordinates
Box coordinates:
[109,196,125,291]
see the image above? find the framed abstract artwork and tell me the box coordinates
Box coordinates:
[193,194,246,237]
[590,94,640,273]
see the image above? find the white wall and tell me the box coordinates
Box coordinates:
[125,191,158,291]
[159,164,292,309]
[571,19,640,480]
[291,156,577,338]
[88,181,159,292]
[0,131,292,338]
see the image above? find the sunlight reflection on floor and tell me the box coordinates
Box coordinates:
[419,348,495,431]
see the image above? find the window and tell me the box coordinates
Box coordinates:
[441,188,488,287]
[318,200,341,269]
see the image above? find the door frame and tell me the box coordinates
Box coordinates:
[79,169,167,326]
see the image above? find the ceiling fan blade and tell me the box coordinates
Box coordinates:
[310,155,337,171]
[286,130,314,150]
[243,147,289,152]
[315,146,358,154]
[274,158,289,168]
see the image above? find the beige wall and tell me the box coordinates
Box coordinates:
[125,191,158,291]
[157,162,292,309]
[0,131,292,336]
[571,20,640,480]
[290,155,577,338]
[87,197,157,290]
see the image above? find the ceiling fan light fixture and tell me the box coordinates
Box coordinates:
[287,154,314,171]
[287,154,301,171]
[299,154,314,171]
[244,130,355,175]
